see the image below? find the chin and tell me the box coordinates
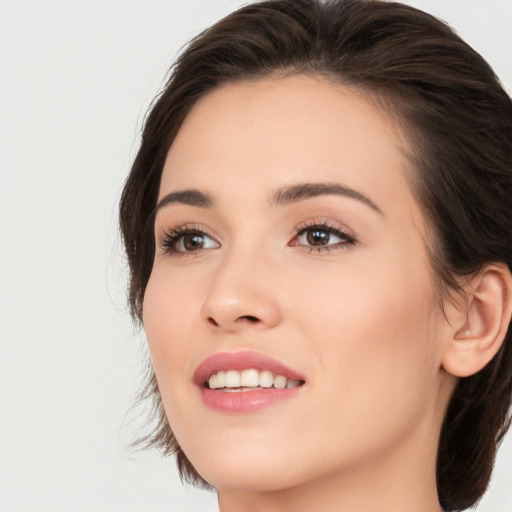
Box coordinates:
[181,437,309,492]
[200,462,302,493]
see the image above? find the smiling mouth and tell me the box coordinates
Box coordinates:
[206,368,305,392]
[195,351,306,411]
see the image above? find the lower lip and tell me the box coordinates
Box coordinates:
[200,386,301,412]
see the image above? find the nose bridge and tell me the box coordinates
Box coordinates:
[201,239,281,331]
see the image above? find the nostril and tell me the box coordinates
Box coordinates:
[205,315,261,328]
[239,315,260,323]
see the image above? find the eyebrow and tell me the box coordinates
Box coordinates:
[155,182,382,215]
[272,182,382,214]
[156,189,213,211]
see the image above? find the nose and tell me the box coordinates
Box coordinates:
[200,249,282,333]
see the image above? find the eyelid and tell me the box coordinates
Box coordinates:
[289,219,357,252]
[157,223,220,256]
[156,218,356,257]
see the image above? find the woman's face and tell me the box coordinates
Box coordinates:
[143,75,455,492]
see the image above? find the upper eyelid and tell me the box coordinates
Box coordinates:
[296,224,350,238]
[293,218,354,237]
[156,218,357,251]
[157,224,219,253]
[296,226,354,240]
[157,223,219,241]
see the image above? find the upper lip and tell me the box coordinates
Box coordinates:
[193,351,306,387]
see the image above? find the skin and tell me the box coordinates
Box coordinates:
[143,75,459,512]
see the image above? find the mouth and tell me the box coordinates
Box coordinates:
[194,351,306,412]
[206,368,304,392]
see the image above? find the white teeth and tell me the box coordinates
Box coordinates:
[208,370,225,390]
[225,370,241,387]
[223,387,260,393]
[208,373,218,389]
[273,375,287,389]
[240,368,259,387]
[207,368,303,391]
[259,370,274,388]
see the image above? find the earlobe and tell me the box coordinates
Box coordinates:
[442,263,512,378]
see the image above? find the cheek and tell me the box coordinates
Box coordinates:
[288,253,440,416]
[142,268,200,396]
[269,264,442,475]
[142,270,214,449]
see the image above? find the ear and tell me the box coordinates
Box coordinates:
[442,263,512,378]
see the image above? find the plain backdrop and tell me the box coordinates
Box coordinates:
[1,1,511,511]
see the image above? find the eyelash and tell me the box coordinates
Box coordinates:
[159,221,356,257]
[159,224,216,258]
[291,221,356,253]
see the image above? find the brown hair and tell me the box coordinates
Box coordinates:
[119,1,512,509]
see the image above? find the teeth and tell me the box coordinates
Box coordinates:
[273,375,287,389]
[208,373,218,389]
[225,370,241,387]
[240,368,259,387]
[259,370,273,388]
[207,368,303,391]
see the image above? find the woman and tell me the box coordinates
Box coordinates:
[119,1,512,510]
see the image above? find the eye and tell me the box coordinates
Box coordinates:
[160,226,219,255]
[291,222,355,252]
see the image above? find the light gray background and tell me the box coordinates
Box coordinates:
[1,1,511,511]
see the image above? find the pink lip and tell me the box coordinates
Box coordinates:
[194,351,305,386]
[194,351,305,413]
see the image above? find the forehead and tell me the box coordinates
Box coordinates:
[160,74,421,225]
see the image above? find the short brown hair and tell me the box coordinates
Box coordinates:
[119,1,512,509]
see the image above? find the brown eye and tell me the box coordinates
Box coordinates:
[182,233,206,251]
[306,229,330,246]
[175,231,219,253]
[299,227,340,247]
[294,224,355,252]
[161,228,219,255]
